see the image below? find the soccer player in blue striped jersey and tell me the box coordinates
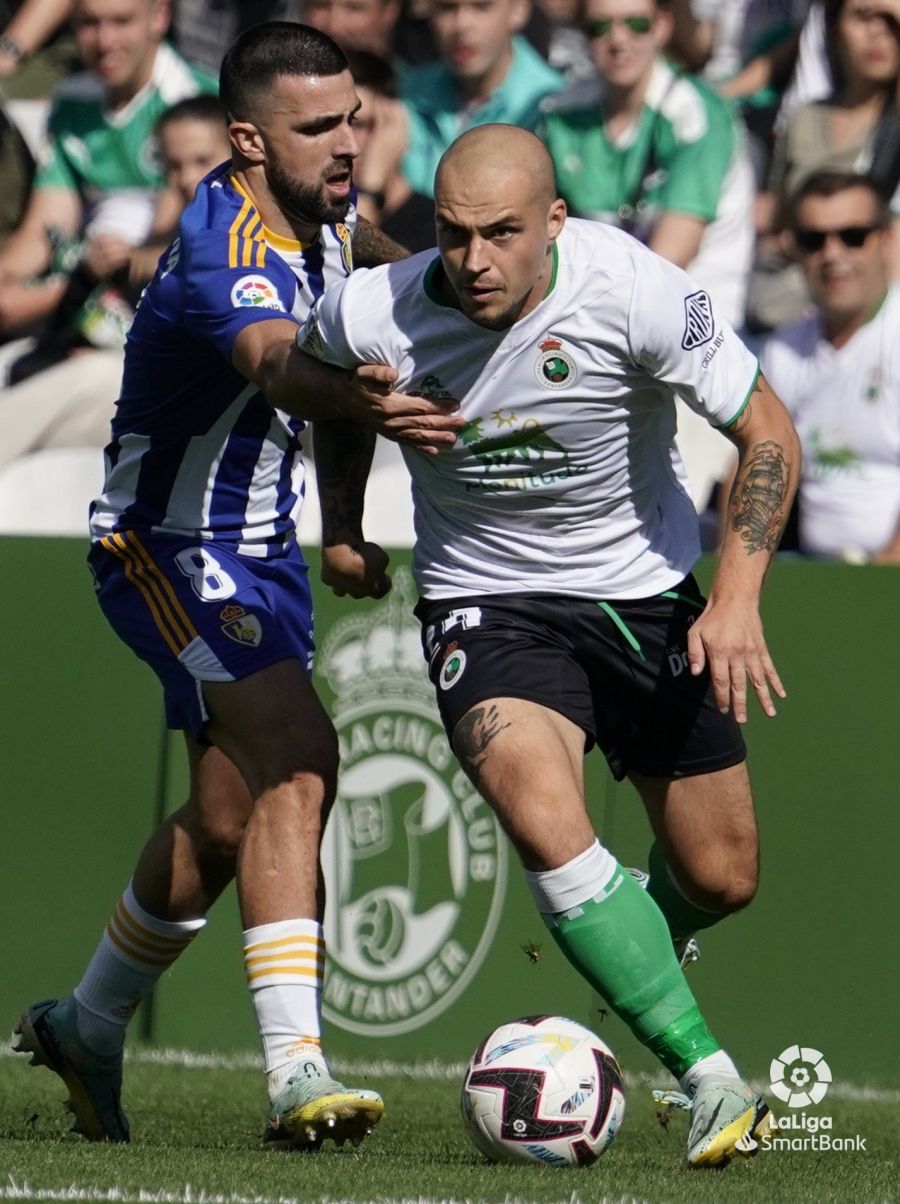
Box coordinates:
[14,22,461,1151]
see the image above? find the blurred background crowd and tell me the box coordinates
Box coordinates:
[0,0,898,563]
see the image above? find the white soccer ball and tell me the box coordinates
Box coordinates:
[460,1015,626,1166]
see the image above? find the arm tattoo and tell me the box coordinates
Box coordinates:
[313,421,376,545]
[452,704,511,788]
[351,217,411,267]
[730,439,791,554]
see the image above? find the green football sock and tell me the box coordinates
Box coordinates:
[647,841,728,941]
[546,864,721,1078]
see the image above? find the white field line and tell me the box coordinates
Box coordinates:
[2,1041,898,1103]
[0,1184,650,1204]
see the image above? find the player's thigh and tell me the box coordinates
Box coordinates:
[631,761,759,900]
[453,695,594,870]
[204,658,338,798]
[416,594,596,869]
[180,732,254,852]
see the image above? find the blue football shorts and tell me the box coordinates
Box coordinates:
[415,575,746,782]
[88,531,314,735]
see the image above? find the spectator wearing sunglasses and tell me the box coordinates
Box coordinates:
[761,170,900,562]
[542,0,755,527]
[542,0,755,329]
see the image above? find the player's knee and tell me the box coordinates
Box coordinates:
[703,855,758,913]
[713,871,757,913]
[241,712,339,798]
[197,813,247,861]
[681,843,758,914]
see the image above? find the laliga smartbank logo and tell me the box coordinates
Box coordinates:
[318,568,508,1036]
[762,1046,867,1152]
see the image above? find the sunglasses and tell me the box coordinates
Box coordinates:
[584,15,654,38]
[794,225,881,253]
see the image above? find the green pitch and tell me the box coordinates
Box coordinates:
[0,1050,896,1204]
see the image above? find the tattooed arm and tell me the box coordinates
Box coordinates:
[687,371,801,723]
[313,420,391,599]
[351,215,411,267]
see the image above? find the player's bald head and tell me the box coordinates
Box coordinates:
[434,125,566,331]
[435,125,558,212]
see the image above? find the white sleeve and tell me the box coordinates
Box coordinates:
[296,269,383,368]
[626,244,759,428]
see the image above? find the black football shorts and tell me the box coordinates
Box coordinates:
[415,575,746,781]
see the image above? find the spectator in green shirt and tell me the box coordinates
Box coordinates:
[0,0,214,340]
[542,0,754,329]
[400,0,564,198]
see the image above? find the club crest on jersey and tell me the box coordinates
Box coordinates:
[534,337,576,389]
[230,275,284,311]
[220,604,246,622]
[334,222,353,274]
[222,612,263,646]
[682,291,714,350]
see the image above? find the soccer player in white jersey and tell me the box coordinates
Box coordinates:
[300,124,802,1168]
[13,23,461,1150]
[762,169,900,563]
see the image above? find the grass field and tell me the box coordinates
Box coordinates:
[0,1047,896,1204]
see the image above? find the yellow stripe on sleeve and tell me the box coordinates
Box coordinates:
[228,195,252,268]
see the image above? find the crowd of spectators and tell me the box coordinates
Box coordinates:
[0,0,898,561]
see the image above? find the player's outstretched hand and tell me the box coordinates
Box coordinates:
[686,601,786,725]
[322,541,392,599]
[351,364,464,456]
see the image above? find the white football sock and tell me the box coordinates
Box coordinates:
[74,880,206,1054]
[524,839,618,913]
[243,917,328,1101]
[680,1049,742,1096]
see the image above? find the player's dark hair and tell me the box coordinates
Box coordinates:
[788,170,891,229]
[155,95,227,135]
[220,22,349,121]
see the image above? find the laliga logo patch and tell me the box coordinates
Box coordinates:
[534,337,576,389]
[682,290,714,350]
[230,274,284,311]
[439,646,467,690]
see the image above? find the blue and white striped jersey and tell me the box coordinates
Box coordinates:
[89,162,356,557]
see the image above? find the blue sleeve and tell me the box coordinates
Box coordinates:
[181,229,299,361]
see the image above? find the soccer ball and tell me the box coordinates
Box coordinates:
[460,1015,625,1166]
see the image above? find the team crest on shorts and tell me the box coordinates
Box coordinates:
[439,646,467,690]
[682,291,714,350]
[534,337,576,389]
[230,274,284,311]
[221,611,263,646]
[317,568,507,1036]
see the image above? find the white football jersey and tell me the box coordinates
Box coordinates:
[303,218,758,599]
[761,286,900,559]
